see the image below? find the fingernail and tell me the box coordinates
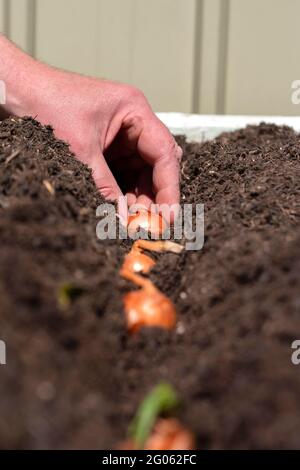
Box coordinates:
[176,145,183,161]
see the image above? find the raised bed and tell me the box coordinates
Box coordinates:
[0,115,299,449]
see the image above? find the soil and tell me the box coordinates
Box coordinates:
[0,117,299,449]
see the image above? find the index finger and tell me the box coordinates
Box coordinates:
[136,115,182,219]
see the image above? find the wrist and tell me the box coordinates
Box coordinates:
[0,35,47,117]
[4,60,47,117]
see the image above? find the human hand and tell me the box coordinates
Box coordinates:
[1,41,181,220]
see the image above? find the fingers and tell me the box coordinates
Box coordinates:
[93,95,182,225]
[152,150,181,205]
[90,153,127,221]
[126,191,137,207]
[136,165,155,209]
[135,114,182,221]
[91,154,122,200]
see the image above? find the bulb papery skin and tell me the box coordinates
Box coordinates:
[122,251,156,274]
[127,210,167,237]
[145,419,196,450]
[123,287,176,333]
[117,419,195,450]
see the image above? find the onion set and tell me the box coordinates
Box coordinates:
[120,229,183,331]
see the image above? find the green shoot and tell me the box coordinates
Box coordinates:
[129,382,180,449]
[58,283,84,309]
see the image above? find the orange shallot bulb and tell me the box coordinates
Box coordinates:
[118,419,195,450]
[121,240,183,275]
[121,270,176,332]
[120,240,183,332]
[145,419,196,450]
[127,209,167,237]
[122,250,156,274]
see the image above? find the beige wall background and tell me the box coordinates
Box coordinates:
[1,0,300,115]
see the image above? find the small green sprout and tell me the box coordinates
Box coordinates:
[58,283,84,309]
[129,382,180,449]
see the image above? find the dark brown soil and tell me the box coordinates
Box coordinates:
[0,117,299,449]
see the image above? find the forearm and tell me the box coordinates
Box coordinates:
[0,35,45,116]
[0,35,103,121]
[0,35,180,210]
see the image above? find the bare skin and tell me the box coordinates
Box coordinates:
[0,35,181,220]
